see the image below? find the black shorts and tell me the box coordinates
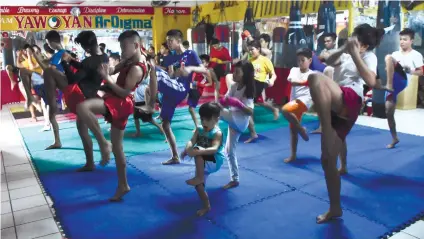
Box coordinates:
[187,89,202,108]
[213,65,226,79]
[133,102,153,122]
[193,146,216,163]
[254,81,268,103]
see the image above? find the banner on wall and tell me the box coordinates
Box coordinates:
[162,7,191,15]
[0,6,154,31]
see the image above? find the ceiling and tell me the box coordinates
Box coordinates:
[7,0,210,7]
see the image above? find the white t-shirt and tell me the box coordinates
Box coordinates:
[134,76,150,103]
[392,49,424,80]
[333,51,377,99]
[287,67,313,109]
[225,82,254,130]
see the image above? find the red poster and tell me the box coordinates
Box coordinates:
[0,6,154,15]
[162,7,191,15]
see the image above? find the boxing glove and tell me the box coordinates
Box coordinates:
[241,30,251,40]
[226,97,246,109]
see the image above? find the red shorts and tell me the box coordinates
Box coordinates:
[331,86,362,141]
[63,84,86,114]
[103,95,134,130]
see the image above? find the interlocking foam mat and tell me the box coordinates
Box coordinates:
[18,106,424,239]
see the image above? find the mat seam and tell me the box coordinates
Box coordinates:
[358,167,424,239]
[240,165,391,230]
[126,160,239,239]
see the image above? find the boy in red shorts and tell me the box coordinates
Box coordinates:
[76,30,149,201]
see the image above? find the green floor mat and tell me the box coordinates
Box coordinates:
[19,106,317,174]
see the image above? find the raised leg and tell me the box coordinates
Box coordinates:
[186,155,206,186]
[76,98,111,165]
[244,118,258,143]
[338,140,348,175]
[385,55,396,91]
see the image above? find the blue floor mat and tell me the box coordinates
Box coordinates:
[39,165,153,204]
[301,168,424,228]
[20,118,424,238]
[211,191,388,239]
[55,183,236,239]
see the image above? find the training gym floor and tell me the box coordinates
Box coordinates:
[1,103,424,239]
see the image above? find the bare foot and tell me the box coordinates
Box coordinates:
[311,127,322,134]
[45,143,62,150]
[386,138,399,149]
[273,108,280,121]
[299,127,309,141]
[316,208,343,224]
[30,117,38,122]
[99,142,112,166]
[109,185,131,202]
[136,105,154,114]
[196,206,211,217]
[76,164,95,172]
[379,85,394,92]
[244,135,258,144]
[338,167,348,175]
[223,181,239,189]
[132,132,141,138]
[186,177,204,186]
[39,125,51,132]
[284,155,296,163]
[162,157,180,165]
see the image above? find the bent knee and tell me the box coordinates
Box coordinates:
[6,65,13,71]
[307,72,321,85]
[385,55,396,65]
[281,104,292,114]
[76,102,88,116]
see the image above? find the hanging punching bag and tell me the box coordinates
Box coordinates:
[373,0,401,118]
[191,26,207,56]
[215,25,230,52]
[272,27,286,68]
[243,3,257,38]
[283,1,308,68]
[316,1,337,55]
[230,27,239,58]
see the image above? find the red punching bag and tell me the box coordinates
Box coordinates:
[214,25,230,52]
[191,27,207,56]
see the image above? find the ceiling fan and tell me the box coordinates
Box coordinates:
[151,1,171,7]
